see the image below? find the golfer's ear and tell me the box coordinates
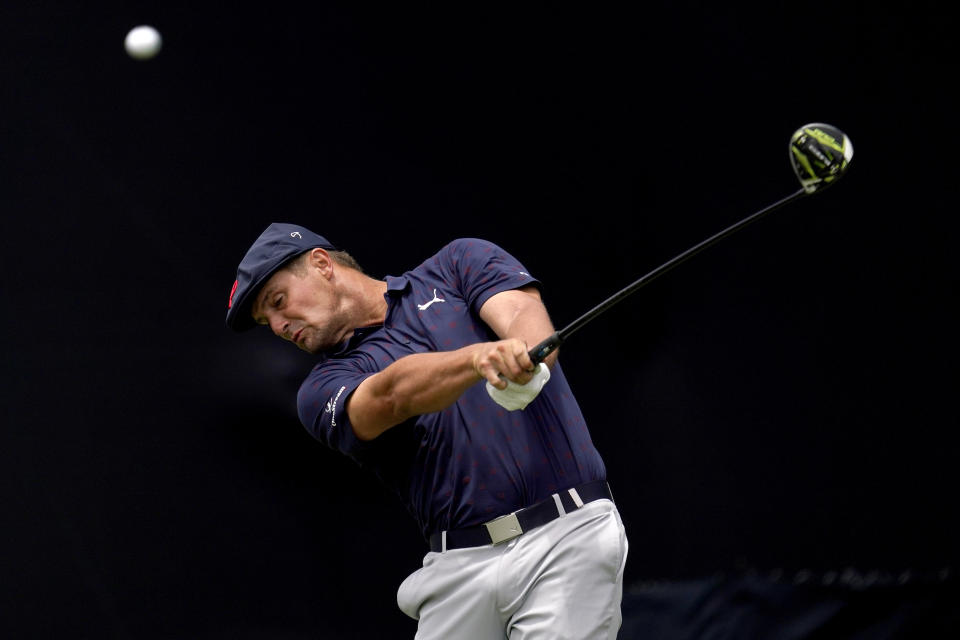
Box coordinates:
[307,247,333,275]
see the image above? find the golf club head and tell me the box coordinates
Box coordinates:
[789,123,854,194]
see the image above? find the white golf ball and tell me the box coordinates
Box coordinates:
[125,25,162,60]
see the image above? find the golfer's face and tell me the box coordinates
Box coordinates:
[252,267,340,354]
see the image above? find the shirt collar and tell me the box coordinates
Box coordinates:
[326,325,381,357]
[322,277,405,357]
[385,274,410,295]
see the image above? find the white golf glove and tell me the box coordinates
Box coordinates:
[485,363,551,411]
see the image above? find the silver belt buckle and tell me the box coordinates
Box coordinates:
[484,512,523,544]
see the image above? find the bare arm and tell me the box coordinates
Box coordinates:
[346,286,556,441]
[478,286,558,370]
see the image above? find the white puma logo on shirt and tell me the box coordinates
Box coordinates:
[417,289,446,311]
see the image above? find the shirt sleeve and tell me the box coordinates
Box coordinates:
[296,358,372,458]
[443,238,541,313]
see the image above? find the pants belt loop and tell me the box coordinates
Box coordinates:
[551,493,566,517]
[441,530,447,553]
[568,487,584,508]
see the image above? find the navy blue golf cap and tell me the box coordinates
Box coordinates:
[226,222,338,331]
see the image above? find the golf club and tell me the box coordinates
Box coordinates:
[528,122,854,365]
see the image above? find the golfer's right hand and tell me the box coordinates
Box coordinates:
[472,338,537,389]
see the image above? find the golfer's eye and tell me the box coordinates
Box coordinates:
[273,295,284,308]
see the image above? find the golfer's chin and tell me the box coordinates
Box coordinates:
[296,338,320,354]
[296,332,332,355]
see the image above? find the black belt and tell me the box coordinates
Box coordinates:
[429,480,613,552]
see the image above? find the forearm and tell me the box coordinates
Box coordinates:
[497,302,558,369]
[481,287,559,368]
[347,344,483,440]
[376,347,482,418]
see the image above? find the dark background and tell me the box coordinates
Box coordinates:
[2,3,956,638]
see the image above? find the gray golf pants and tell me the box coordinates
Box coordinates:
[397,499,628,639]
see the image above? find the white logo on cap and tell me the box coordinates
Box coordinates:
[290,232,302,239]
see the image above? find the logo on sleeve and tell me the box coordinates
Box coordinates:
[326,385,346,427]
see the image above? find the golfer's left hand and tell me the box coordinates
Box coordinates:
[485,363,551,411]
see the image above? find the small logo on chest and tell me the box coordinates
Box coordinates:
[417,288,446,311]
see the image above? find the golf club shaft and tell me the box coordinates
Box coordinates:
[528,188,808,365]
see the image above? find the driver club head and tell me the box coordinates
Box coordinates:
[789,123,854,194]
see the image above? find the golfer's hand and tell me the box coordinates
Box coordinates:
[485,362,551,411]
[471,339,537,386]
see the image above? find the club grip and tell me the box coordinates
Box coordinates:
[528,332,563,365]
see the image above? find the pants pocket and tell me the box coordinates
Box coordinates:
[397,563,426,620]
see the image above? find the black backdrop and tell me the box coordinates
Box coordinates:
[2,3,957,638]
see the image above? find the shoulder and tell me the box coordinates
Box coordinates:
[414,238,506,276]
[439,238,505,254]
[436,238,520,265]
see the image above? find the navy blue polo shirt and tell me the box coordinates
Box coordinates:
[297,238,606,539]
